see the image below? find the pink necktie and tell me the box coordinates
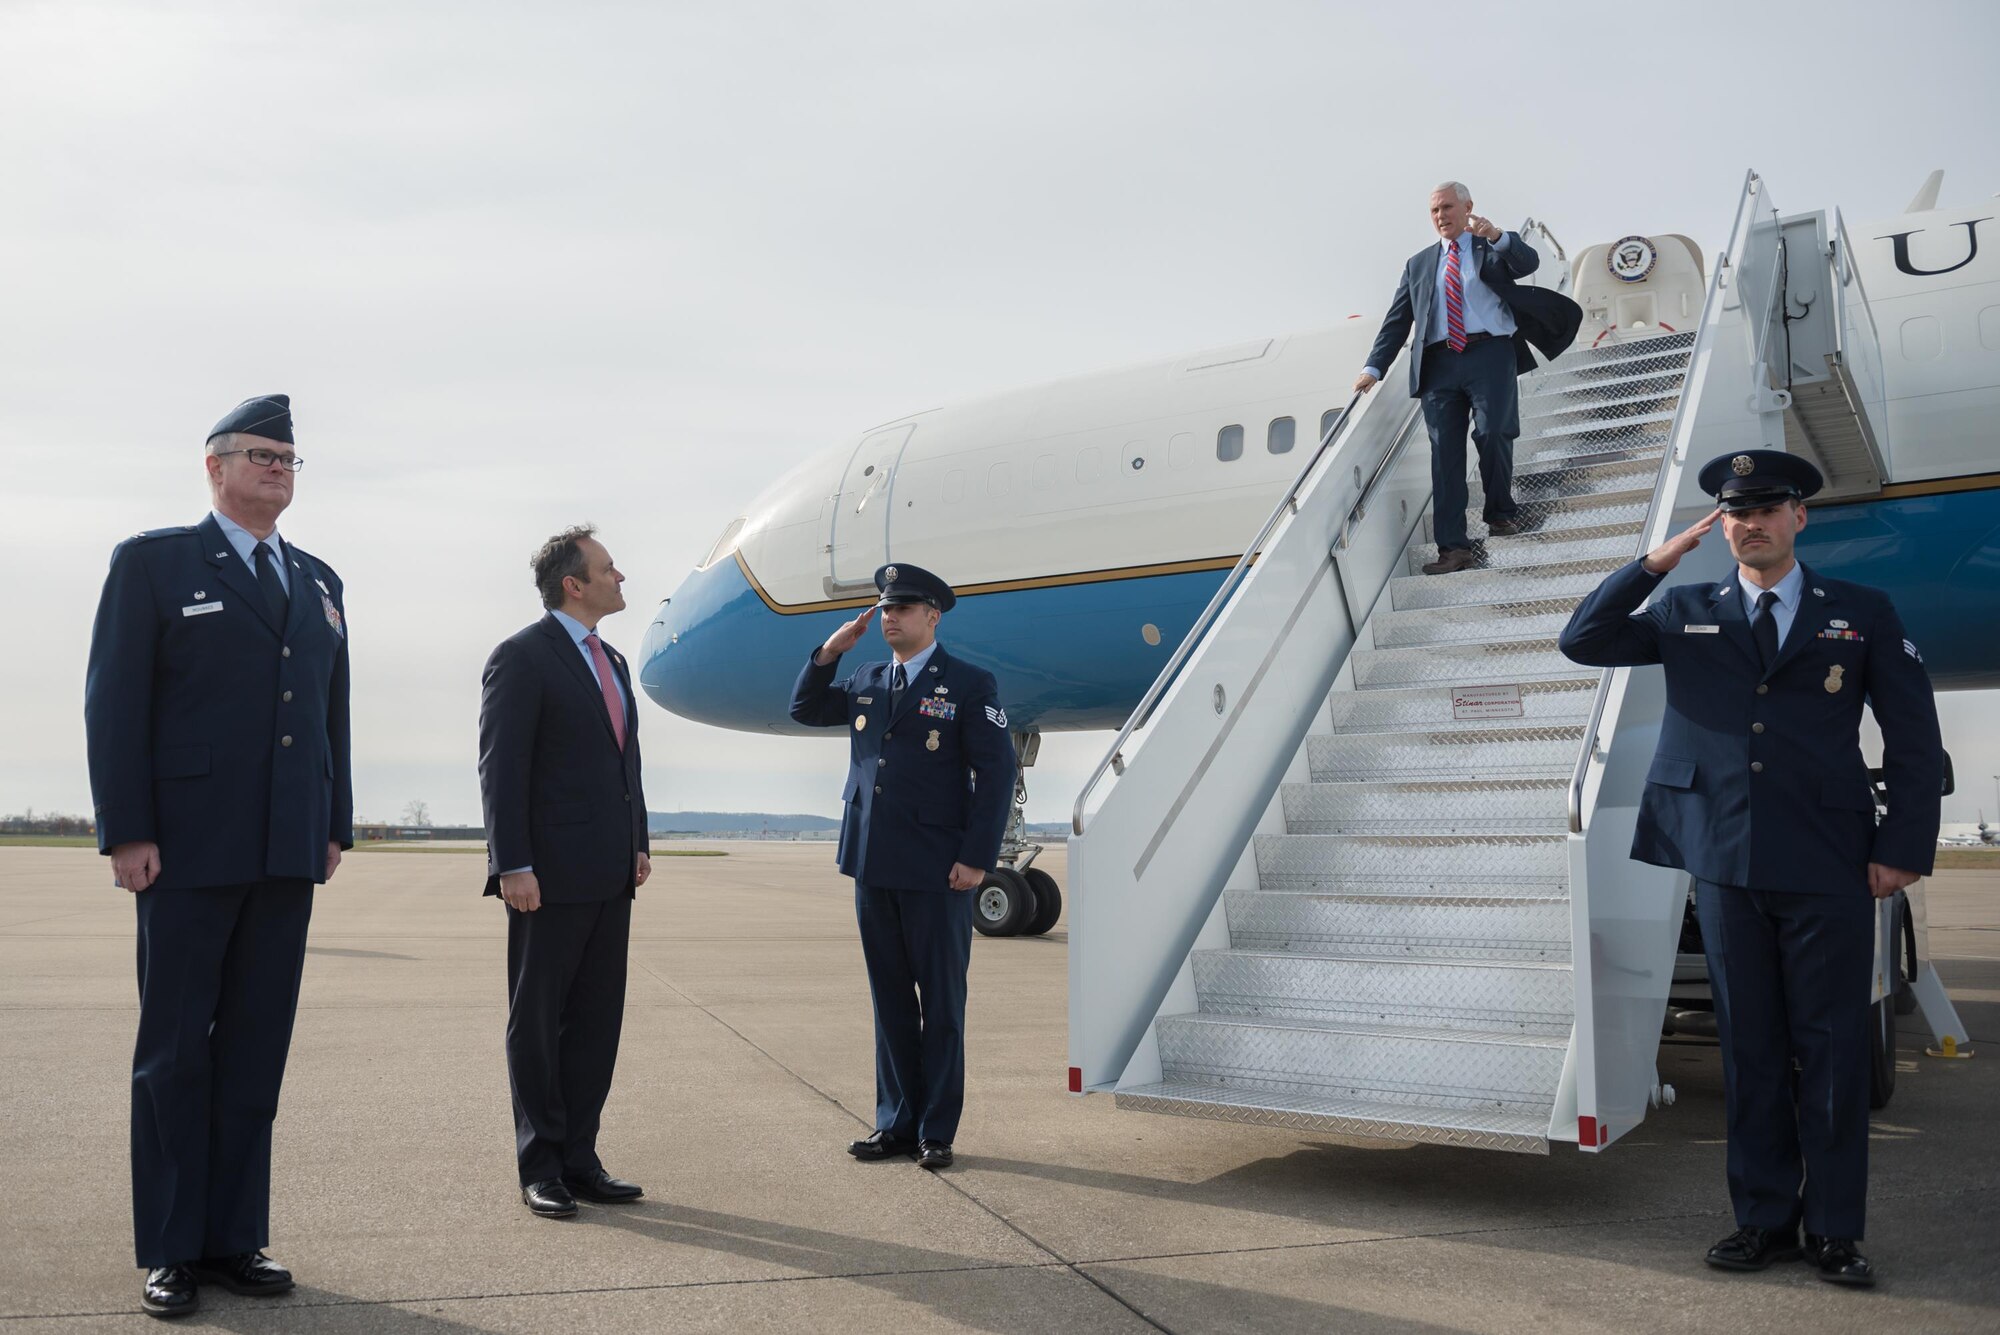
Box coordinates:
[1444,241,1467,352]
[584,632,627,750]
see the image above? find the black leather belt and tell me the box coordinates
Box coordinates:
[1426,331,1504,351]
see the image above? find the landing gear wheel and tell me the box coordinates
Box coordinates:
[1868,893,1904,1110]
[1021,867,1063,935]
[973,868,1036,937]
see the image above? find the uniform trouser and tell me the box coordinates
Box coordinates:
[1694,880,1874,1239]
[1419,335,1521,552]
[505,895,630,1186]
[131,879,313,1268]
[855,882,974,1144]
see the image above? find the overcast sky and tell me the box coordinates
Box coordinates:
[5,0,1999,830]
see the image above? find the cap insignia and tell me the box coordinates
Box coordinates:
[1731,455,1755,476]
[885,565,899,583]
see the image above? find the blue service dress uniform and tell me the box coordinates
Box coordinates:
[85,514,353,1267]
[790,642,1016,1145]
[1560,557,1941,1240]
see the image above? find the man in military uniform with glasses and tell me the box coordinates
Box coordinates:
[85,394,352,1318]
[1559,449,1942,1287]
[790,564,1015,1171]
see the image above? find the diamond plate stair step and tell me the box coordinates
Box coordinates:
[1325,675,1596,732]
[1424,489,1652,543]
[1523,366,1689,405]
[1368,598,1584,649]
[1350,639,1581,689]
[1521,408,1678,442]
[1308,725,1584,781]
[1225,888,1571,959]
[1514,452,1666,490]
[1387,557,1624,610]
[1539,332,1693,375]
[1156,1013,1568,1110]
[1279,777,1569,834]
[1189,948,1574,1034]
[1521,386,1682,424]
[1254,832,1570,890]
[1406,525,1640,575]
[1112,1080,1553,1153]
[1519,434,1669,472]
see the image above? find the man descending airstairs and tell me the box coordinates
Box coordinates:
[1067,179,1973,1156]
[1106,331,1695,1153]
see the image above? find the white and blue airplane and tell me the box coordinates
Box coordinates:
[641,173,2000,835]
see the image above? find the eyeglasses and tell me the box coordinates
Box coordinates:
[213,447,305,472]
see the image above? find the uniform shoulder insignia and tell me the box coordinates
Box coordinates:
[125,525,194,544]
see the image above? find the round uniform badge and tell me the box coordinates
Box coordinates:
[1825,665,1845,694]
[926,730,940,751]
[855,715,867,731]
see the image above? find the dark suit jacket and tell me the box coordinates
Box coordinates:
[85,515,353,889]
[790,642,1016,892]
[1559,559,1942,893]
[1365,233,1584,394]
[479,614,647,902]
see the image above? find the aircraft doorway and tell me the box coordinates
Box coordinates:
[827,423,914,595]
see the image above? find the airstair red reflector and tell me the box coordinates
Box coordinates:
[1068,1066,1083,1093]
[1579,1115,1603,1146]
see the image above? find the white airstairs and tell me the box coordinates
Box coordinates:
[1068,176,1974,1155]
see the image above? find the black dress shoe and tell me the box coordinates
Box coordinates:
[564,1168,644,1202]
[142,1265,199,1318]
[521,1179,578,1217]
[1704,1225,1803,1271]
[1485,512,1542,537]
[1805,1234,1876,1287]
[1421,547,1479,575]
[848,1129,916,1160]
[192,1250,293,1296]
[917,1140,954,1170]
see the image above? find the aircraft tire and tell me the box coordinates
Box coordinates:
[1021,868,1062,935]
[973,868,1036,937]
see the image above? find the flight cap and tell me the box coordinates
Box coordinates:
[1696,448,1823,513]
[207,394,294,445]
[873,563,956,613]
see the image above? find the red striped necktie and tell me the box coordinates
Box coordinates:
[584,632,627,750]
[1443,240,1467,352]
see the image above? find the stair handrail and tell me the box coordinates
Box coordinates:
[1567,169,1763,834]
[1072,388,1368,835]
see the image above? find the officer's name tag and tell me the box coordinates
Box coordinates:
[1681,624,1720,634]
[181,601,224,617]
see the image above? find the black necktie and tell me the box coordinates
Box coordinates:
[253,541,289,623]
[1751,589,1779,671]
[891,662,907,713]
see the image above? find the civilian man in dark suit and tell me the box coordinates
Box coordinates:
[1356,180,1582,573]
[790,565,1015,1170]
[1559,450,1942,1286]
[85,394,352,1318]
[479,526,650,1218]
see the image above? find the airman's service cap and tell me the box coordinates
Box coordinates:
[207,394,294,445]
[1696,449,1823,513]
[873,563,956,613]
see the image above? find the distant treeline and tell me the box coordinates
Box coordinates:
[2,811,95,836]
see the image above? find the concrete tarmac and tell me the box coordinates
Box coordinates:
[2,844,1997,1333]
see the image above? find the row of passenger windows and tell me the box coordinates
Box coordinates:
[1214,410,1341,462]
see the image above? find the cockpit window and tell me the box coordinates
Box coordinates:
[699,516,747,570]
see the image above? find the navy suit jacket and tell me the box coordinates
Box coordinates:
[478,614,647,902]
[1365,233,1582,395]
[85,515,353,889]
[790,642,1016,892]
[1559,559,1943,894]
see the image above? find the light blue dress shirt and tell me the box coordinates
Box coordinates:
[210,509,290,597]
[1733,560,1806,647]
[891,638,939,685]
[1364,232,1519,381]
